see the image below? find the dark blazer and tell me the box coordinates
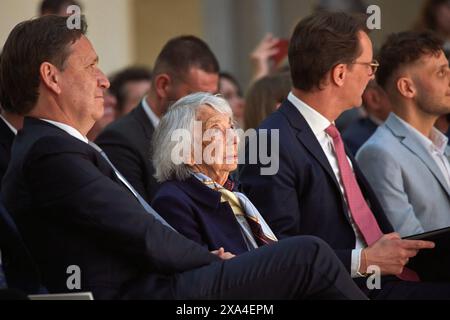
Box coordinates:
[95,103,158,203]
[0,118,15,184]
[152,177,250,255]
[1,118,218,300]
[342,117,378,156]
[239,100,393,272]
[0,197,42,294]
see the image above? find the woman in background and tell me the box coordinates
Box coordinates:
[219,72,245,128]
[244,72,291,130]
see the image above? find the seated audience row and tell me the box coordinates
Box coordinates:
[0,14,366,300]
[1,4,450,301]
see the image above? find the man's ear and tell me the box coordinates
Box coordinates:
[39,62,61,95]
[331,64,347,87]
[154,74,171,99]
[396,77,416,99]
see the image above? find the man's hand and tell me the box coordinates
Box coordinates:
[211,247,235,260]
[360,233,435,276]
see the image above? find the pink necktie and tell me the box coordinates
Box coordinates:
[325,124,419,282]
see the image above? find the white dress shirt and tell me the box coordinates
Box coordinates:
[141,97,160,129]
[395,114,450,188]
[0,115,18,135]
[40,119,89,144]
[288,92,365,278]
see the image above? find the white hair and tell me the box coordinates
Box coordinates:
[152,92,233,182]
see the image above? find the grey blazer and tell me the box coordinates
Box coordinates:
[356,113,450,237]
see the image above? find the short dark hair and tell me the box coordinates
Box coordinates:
[376,31,444,90]
[110,67,153,113]
[40,0,81,16]
[153,35,219,82]
[288,12,368,91]
[0,15,87,115]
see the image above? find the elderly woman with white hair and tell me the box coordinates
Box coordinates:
[151,92,278,254]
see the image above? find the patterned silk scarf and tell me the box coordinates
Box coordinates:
[193,172,278,250]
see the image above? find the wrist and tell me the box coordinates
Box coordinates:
[357,249,369,277]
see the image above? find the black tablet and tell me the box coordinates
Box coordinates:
[403,226,450,241]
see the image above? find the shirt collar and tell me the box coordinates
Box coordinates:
[287,92,331,136]
[393,113,448,155]
[141,96,160,128]
[40,119,89,144]
[0,115,18,135]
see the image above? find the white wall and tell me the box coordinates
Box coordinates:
[0,0,135,76]
[83,0,135,76]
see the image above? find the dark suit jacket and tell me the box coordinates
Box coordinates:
[0,118,14,185]
[152,177,250,255]
[342,117,378,156]
[0,197,42,294]
[96,103,158,203]
[239,100,393,272]
[1,118,218,299]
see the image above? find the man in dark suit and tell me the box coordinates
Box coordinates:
[0,108,23,184]
[96,36,219,203]
[0,15,366,300]
[240,12,450,299]
[342,80,392,155]
[0,197,41,294]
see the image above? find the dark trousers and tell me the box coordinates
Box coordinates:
[355,277,450,300]
[174,236,367,300]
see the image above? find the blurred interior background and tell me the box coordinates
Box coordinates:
[0,0,431,89]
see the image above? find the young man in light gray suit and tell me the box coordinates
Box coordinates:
[357,31,450,237]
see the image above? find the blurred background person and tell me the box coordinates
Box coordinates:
[434,113,450,136]
[39,0,81,16]
[249,33,288,83]
[109,66,152,118]
[244,72,291,131]
[86,90,117,141]
[343,80,393,155]
[315,0,367,13]
[96,35,219,204]
[219,72,245,128]
[415,0,450,50]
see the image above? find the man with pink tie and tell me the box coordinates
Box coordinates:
[240,11,450,299]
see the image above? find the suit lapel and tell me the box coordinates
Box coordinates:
[386,114,450,197]
[279,101,352,224]
[0,117,15,147]
[279,101,341,191]
[133,102,155,139]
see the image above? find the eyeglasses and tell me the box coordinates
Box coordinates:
[351,59,380,76]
